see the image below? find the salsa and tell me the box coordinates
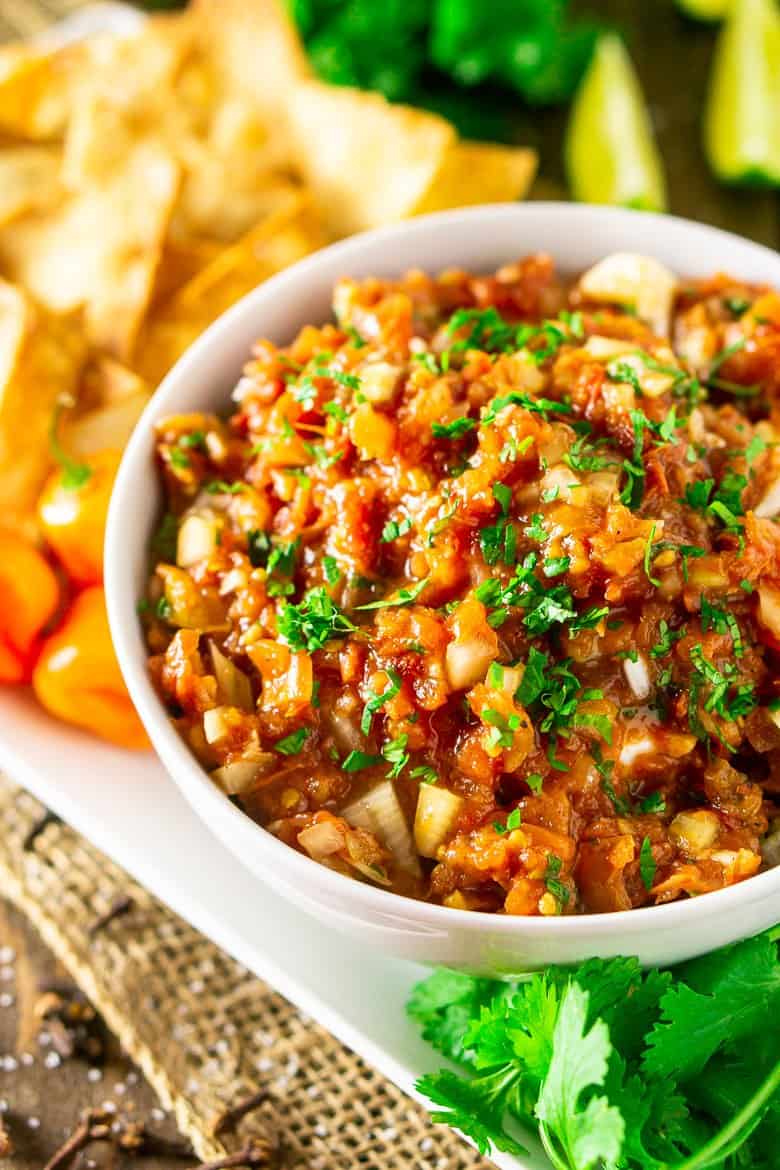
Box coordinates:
[144,252,780,916]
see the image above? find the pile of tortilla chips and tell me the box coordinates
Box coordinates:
[0,0,536,535]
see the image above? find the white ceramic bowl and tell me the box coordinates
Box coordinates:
[107,203,780,973]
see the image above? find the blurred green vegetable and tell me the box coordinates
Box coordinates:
[409,926,780,1166]
[675,0,730,18]
[429,0,600,105]
[704,0,780,186]
[565,34,667,212]
[289,0,428,101]
[287,0,601,112]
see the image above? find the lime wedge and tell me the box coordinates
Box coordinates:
[565,35,667,212]
[704,0,780,185]
[676,0,730,19]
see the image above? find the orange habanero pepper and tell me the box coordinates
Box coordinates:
[37,449,121,586]
[33,585,149,750]
[0,529,60,683]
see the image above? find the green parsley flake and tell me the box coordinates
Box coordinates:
[278,587,356,652]
[432,417,477,440]
[639,836,656,890]
[356,577,429,610]
[361,669,402,735]
[275,728,310,755]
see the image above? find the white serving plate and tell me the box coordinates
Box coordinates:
[0,689,544,1170]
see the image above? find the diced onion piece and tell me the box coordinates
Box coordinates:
[579,252,678,337]
[583,337,678,398]
[583,335,637,360]
[758,584,780,640]
[211,760,260,795]
[623,655,651,700]
[219,568,249,596]
[203,706,233,744]
[618,734,655,767]
[359,361,402,404]
[343,781,421,876]
[298,820,344,860]
[209,640,253,711]
[755,478,780,519]
[445,597,499,690]
[446,639,495,691]
[414,784,463,859]
[540,463,584,505]
[498,666,523,695]
[669,809,720,857]
[177,513,219,567]
[767,706,780,732]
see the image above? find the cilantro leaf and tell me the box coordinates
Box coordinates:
[536,982,624,1170]
[643,933,780,1082]
[414,1069,527,1157]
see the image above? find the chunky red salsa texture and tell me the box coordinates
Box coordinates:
[145,254,780,915]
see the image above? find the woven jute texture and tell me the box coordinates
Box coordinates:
[0,776,495,1168]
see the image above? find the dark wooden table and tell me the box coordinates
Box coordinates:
[0,1,777,1166]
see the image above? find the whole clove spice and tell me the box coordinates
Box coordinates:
[211,1089,269,1136]
[43,1108,194,1169]
[88,895,134,938]
[35,983,106,1064]
[189,1136,282,1169]
[22,809,62,851]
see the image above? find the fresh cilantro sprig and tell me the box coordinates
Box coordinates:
[278,587,356,651]
[408,926,780,1168]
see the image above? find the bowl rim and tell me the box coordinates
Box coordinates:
[107,200,780,937]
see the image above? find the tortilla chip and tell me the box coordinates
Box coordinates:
[288,82,456,236]
[193,0,310,117]
[0,147,63,227]
[0,142,180,360]
[152,235,225,307]
[412,141,538,215]
[62,16,200,189]
[136,192,326,386]
[64,356,150,457]
[0,281,85,525]
[172,108,296,243]
[0,42,81,140]
[64,20,293,246]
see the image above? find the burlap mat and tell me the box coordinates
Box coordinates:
[0,775,494,1168]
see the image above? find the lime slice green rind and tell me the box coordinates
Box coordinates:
[564,34,668,213]
[675,0,730,21]
[704,0,780,186]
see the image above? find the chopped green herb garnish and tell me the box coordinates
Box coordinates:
[639,836,656,890]
[640,791,666,813]
[382,733,410,779]
[278,587,356,651]
[356,577,429,610]
[381,516,412,542]
[432,417,477,439]
[361,669,402,735]
[275,728,310,755]
[343,750,382,772]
